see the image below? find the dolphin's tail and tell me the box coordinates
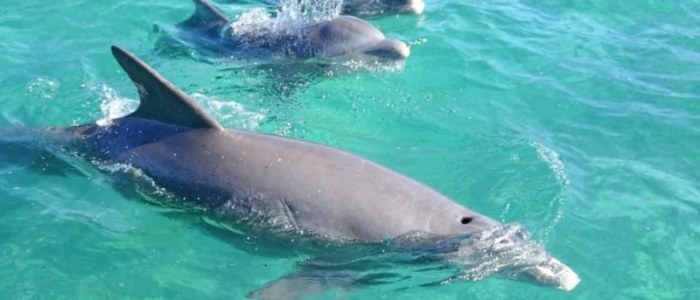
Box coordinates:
[176,0,230,36]
[0,126,86,177]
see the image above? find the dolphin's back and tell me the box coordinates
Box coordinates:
[85,120,457,241]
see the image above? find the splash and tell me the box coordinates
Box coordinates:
[84,83,264,130]
[228,0,343,37]
[228,8,274,37]
[445,224,580,291]
[84,83,138,126]
[191,93,266,130]
[531,141,570,239]
[532,141,570,186]
[335,58,406,74]
[275,0,343,24]
[25,77,59,99]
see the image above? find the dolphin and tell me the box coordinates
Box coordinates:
[21,46,579,297]
[169,0,410,62]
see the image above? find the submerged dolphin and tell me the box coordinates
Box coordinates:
[171,0,410,62]
[28,46,578,297]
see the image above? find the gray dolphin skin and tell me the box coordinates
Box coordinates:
[45,46,578,297]
[174,0,410,61]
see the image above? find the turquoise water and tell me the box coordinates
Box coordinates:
[1,0,699,299]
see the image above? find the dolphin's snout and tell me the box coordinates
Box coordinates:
[365,40,411,60]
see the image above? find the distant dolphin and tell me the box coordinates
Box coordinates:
[17,46,579,298]
[171,0,410,62]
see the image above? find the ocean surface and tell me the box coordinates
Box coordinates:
[1,0,699,299]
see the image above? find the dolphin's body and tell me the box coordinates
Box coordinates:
[26,46,578,297]
[170,0,410,62]
[75,46,491,242]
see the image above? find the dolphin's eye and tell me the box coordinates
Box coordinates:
[461,217,474,224]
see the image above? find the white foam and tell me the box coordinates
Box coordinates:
[276,0,342,24]
[228,8,274,37]
[228,0,343,37]
[192,93,266,130]
[334,58,406,74]
[530,141,570,240]
[409,0,426,14]
[531,257,581,291]
[25,77,60,99]
[447,224,580,291]
[532,141,570,185]
[83,81,264,129]
[86,84,138,126]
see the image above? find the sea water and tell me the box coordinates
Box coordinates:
[0,0,698,299]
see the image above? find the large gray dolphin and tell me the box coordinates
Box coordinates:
[28,46,578,298]
[170,0,410,62]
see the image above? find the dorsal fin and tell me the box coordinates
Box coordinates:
[177,0,229,35]
[110,45,222,130]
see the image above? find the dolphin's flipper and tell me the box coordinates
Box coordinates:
[110,46,222,130]
[177,0,229,35]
